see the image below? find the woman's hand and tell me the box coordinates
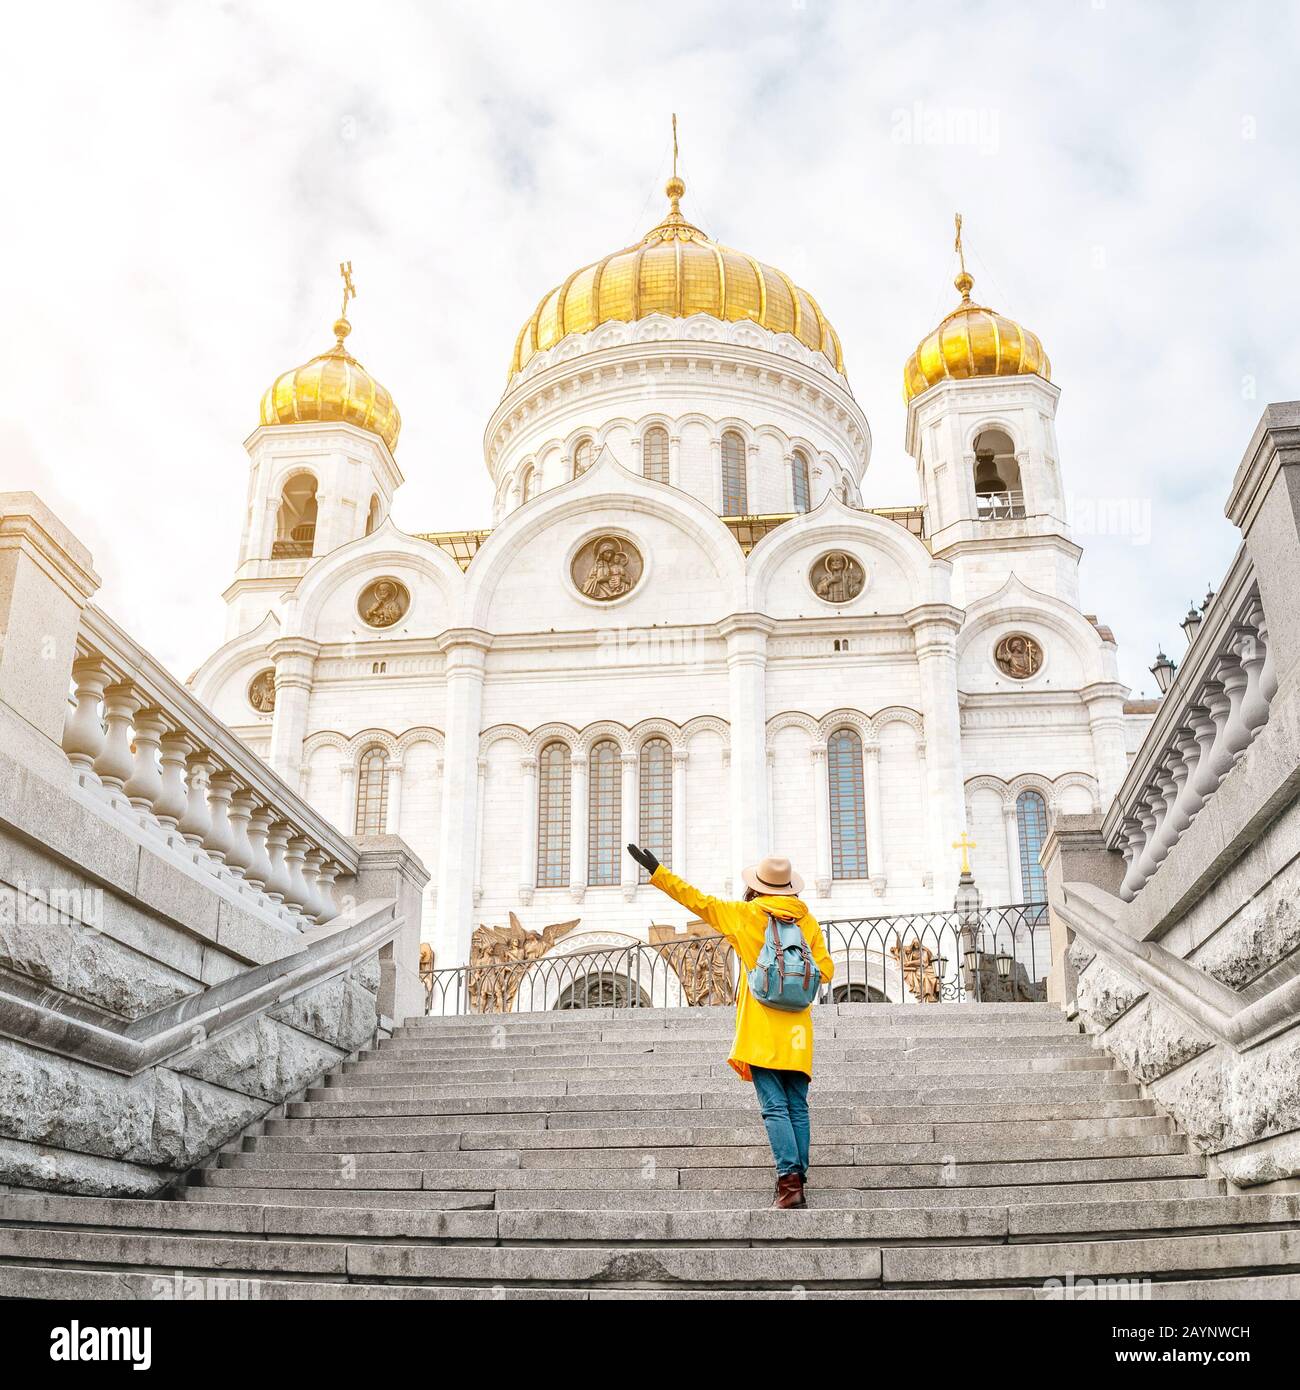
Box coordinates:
[626,843,659,874]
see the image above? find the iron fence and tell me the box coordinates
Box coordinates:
[421,902,1049,1016]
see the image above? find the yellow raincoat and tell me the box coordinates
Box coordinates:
[650,866,834,1082]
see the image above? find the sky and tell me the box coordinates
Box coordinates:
[2,0,1297,697]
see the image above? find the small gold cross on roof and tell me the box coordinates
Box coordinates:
[952,830,976,875]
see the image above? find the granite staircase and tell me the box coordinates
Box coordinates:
[2,1003,1299,1299]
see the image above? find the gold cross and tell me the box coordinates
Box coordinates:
[339,260,356,319]
[954,212,967,276]
[671,113,679,180]
[952,830,976,875]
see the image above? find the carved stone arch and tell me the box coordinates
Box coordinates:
[636,410,676,437]
[632,317,674,344]
[348,728,400,762]
[562,424,599,457]
[479,724,530,757]
[714,415,756,448]
[765,710,820,753]
[577,720,632,757]
[682,714,731,746]
[963,413,1025,456]
[1048,771,1100,813]
[675,410,717,435]
[963,773,1012,811]
[816,708,874,744]
[1007,773,1058,815]
[868,705,925,741]
[395,726,445,759]
[302,729,351,761]
[595,416,636,448]
[754,423,789,452]
[630,717,686,753]
[526,722,583,758]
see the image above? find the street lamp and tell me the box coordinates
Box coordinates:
[1150,647,1176,694]
[995,949,1014,981]
[1180,602,1203,646]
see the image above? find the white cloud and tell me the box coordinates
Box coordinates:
[1,0,1296,695]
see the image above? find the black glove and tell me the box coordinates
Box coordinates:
[626,843,659,874]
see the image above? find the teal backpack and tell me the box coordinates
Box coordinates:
[747,912,821,1011]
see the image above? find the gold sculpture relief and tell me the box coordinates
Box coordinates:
[649,921,736,1006]
[890,938,942,1002]
[810,551,865,604]
[247,668,276,713]
[572,534,642,601]
[994,632,1044,680]
[358,577,410,628]
[466,912,579,1013]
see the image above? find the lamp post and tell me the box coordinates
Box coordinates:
[1150,648,1176,695]
[1180,603,1203,646]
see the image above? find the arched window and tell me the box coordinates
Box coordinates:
[355,746,389,836]
[638,738,672,879]
[643,426,669,484]
[521,465,537,501]
[840,478,851,505]
[827,728,868,879]
[587,740,621,887]
[972,427,1024,519]
[721,430,748,515]
[791,449,811,513]
[365,495,381,535]
[536,741,571,887]
[572,437,595,478]
[273,473,318,556]
[1016,789,1050,901]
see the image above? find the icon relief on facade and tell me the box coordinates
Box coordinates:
[247,668,276,713]
[358,576,411,628]
[994,631,1044,680]
[809,551,865,604]
[572,534,643,601]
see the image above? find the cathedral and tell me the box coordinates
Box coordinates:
[190,166,1152,972]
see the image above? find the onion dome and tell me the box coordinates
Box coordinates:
[259,282,400,452]
[509,174,844,381]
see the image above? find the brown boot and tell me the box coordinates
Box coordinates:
[771,1172,806,1209]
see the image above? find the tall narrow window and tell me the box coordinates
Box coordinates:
[792,449,811,513]
[638,738,672,880]
[536,741,572,887]
[521,465,537,501]
[643,426,669,484]
[572,437,594,478]
[355,746,389,835]
[365,495,381,535]
[1016,790,1050,901]
[587,740,622,887]
[721,430,748,515]
[827,728,868,879]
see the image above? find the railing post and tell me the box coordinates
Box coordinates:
[1040,813,1125,1009]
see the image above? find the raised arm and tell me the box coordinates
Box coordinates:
[626,844,738,939]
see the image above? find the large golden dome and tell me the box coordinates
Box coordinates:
[903,265,1050,403]
[260,312,401,453]
[509,176,844,381]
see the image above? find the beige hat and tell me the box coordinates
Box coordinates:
[741,855,805,897]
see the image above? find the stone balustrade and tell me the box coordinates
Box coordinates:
[1105,551,1275,901]
[61,605,358,932]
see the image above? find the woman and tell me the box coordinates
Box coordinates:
[626,843,834,1209]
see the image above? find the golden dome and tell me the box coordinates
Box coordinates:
[260,313,401,453]
[903,265,1051,403]
[509,176,844,381]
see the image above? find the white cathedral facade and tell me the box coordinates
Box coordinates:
[190,174,1151,970]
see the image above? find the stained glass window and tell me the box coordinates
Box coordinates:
[638,738,672,880]
[1016,790,1050,901]
[537,741,571,887]
[643,427,669,484]
[355,746,389,836]
[721,430,748,515]
[587,740,621,887]
[828,728,868,879]
[792,449,811,513]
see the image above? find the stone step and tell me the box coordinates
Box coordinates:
[400,1002,1068,1028]
[178,1186,496,1210]
[373,1038,1099,1061]
[388,1020,1087,1045]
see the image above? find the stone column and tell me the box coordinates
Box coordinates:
[385,761,404,834]
[905,603,966,903]
[0,493,101,777]
[863,739,886,894]
[720,614,774,885]
[668,434,682,488]
[569,752,589,900]
[620,751,638,900]
[811,742,832,896]
[433,628,490,964]
[267,637,320,789]
[671,748,688,875]
[338,760,356,833]
[1003,802,1022,902]
[1082,681,1130,806]
[518,754,537,905]
[473,756,487,905]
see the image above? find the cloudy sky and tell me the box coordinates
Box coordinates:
[2,0,1296,696]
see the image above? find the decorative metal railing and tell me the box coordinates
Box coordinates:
[421,902,1049,1015]
[975,489,1026,520]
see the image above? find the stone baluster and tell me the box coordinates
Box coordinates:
[123,707,167,817]
[1200,680,1235,789]
[315,861,342,922]
[1235,620,1270,735]
[177,750,215,849]
[93,681,143,796]
[1131,789,1163,888]
[1168,728,1204,830]
[1186,705,1221,806]
[1253,602,1278,705]
[1118,816,1148,901]
[152,729,193,832]
[222,784,257,883]
[1153,750,1190,858]
[1215,652,1252,764]
[263,822,293,904]
[301,849,328,922]
[282,836,311,914]
[203,772,237,867]
[244,804,275,892]
[1147,766,1180,867]
[62,653,111,779]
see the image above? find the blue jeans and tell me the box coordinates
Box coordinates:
[751,1066,810,1177]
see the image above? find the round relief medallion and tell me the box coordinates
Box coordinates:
[809,551,865,604]
[247,668,276,713]
[571,534,643,601]
[994,631,1044,680]
[358,576,411,628]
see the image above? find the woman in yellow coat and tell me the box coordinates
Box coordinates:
[626,844,834,1209]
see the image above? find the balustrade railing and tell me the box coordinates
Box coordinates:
[1104,552,1275,901]
[975,489,1026,520]
[60,605,358,932]
[421,902,1048,1015]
